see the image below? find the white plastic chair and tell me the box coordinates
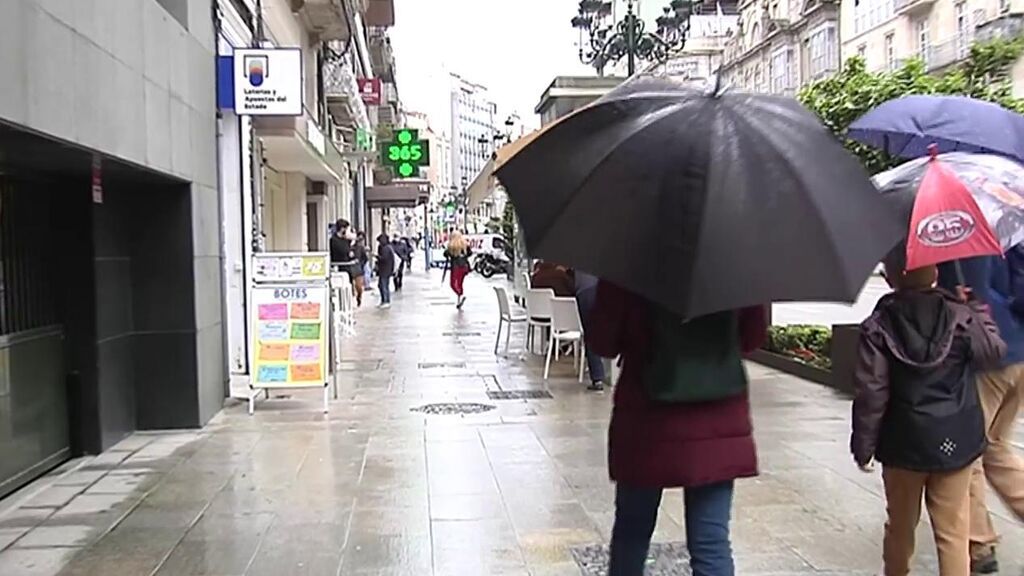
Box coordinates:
[545,297,585,382]
[493,286,527,355]
[525,288,555,354]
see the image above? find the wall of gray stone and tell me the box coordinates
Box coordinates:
[0,0,226,428]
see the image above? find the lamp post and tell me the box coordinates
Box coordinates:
[572,0,696,76]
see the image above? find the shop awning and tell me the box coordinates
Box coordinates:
[366,180,430,208]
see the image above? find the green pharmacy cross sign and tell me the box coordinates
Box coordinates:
[382,129,430,178]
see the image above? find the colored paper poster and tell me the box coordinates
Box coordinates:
[301,256,326,277]
[259,343,290,361]
[290,363,321,382]
[290,302,321,320]
[256,365,288,383]
[290,322,321,340]
[290,344,320,362]
[258,303,288,320]
[258,321,289,341]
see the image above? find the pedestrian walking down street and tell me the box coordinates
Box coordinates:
[938,251,1024,574]
[329,218,358,278]
[391,237,410,291]
[574,270,606,392]
[347,233,367,306]
[376,234,395,308]
[587,280,768,576]
[444,232,472,309]
[854,256,1005,576]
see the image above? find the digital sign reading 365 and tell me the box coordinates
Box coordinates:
[381,129,430,178]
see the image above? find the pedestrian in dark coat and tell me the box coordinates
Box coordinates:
[391,238,408,291]
[375,234,395,308]
[853,257,1004,576]
[587,280,767,576]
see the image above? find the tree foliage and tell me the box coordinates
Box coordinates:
[798,36,1024,174]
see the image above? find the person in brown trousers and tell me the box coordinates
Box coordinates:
[937,250,1024,574]
[852,256,1005,576]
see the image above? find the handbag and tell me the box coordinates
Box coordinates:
[642,309,748,403]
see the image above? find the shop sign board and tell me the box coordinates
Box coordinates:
[234,48,302,116]
[249,284,328,388]
[252,253,329,283]
[358,78,382,105]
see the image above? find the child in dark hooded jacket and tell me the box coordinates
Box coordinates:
[852,252,1005,576]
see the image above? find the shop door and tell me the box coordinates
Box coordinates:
[0,177,70,499]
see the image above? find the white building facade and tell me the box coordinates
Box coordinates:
[840,0,1017,74]
[450,74,498,195]
[720,0,841,93]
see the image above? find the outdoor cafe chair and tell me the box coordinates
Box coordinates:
[493,285,527,356]
[525,288,555,354]
[545,296,585,382]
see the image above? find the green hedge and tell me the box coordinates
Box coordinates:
[765,325,832,370]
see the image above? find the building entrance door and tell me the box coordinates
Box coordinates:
[0,176,70,499]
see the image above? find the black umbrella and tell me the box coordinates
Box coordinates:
[495,76,904,317]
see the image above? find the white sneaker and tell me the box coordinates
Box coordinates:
[381,303,391,309]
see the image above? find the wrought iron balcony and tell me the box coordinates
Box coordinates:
[323,51,371,132]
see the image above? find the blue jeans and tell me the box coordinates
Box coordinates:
[576,287,606,382]
[378,275,391,304]
[608,481,735,576]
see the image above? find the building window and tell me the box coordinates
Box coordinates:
[770,47,794,94]
[916,18,930,66]
[809,23,839,79]
[884,33,896,70]
[854,0,894,35]
[955,2,969,59]
[857,44,867,59]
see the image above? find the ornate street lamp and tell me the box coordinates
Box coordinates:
[573,0,697,76]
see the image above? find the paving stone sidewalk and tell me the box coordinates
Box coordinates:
[0,267,1021,575]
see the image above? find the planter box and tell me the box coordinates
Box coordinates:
[748,349,831,386]
[829,324,861,395]
[750,323,861,396]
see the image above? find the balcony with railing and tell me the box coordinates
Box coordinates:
[323,50,371,133]
[291,0,352,41]
[369,28,396,82]
[904,32,973,73]
[894,0,936,15]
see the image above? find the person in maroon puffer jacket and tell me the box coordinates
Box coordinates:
[587,280,768,576]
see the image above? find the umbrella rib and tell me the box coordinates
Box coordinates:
[723,106,853,297]
[529,102,688,250]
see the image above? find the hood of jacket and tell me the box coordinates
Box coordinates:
[869,289,965,369]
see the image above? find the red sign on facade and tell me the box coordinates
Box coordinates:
[91,154,103,204]
[358,78,382,106]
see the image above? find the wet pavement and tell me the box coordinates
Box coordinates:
[0,267,1022,575]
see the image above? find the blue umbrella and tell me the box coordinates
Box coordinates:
[848,95,1024,161]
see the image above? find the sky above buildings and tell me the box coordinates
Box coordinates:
[390,0,592,134]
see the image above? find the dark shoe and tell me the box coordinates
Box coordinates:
[972,549,999,575]
[587,381,605,392]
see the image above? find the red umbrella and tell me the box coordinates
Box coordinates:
[905,151,1003,270]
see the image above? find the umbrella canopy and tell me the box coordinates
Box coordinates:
[848,95,1024,161]
[495,76,904,317]
[873,151,1024,267]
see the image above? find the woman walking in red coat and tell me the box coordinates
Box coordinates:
[588,280,768,576]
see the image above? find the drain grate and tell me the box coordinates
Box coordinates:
[442,331,482,337]
[572,542,690,576]
[417,361,467,369]
[486,390,553,400]
[337,360,383,371]
[410,402,496,415]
